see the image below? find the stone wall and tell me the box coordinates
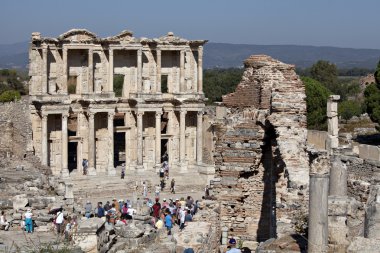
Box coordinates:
[307,130,327,150]
[213,55,309,243]
[0,97,33,158]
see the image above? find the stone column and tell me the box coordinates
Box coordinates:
[63,47,68,93]
[326,95,340,153]
[196,111,203,165]
[41,113,48,166]
[64,182,74,206]
[180,50,185,92]
[124,113,130,169]
[61,112,69,178]
[155,111,162,168]
[137,49,142,92]
[107,112,116,175]
[42,46,48,94]
[87,112,96,175]
[156,49,161,93]
[328,155,349,251]
[329,155,347,196]
[197,46,203,93]
[109,49,114,93]
[88,49,93,93]
[137,112,144,168]
[308,155,330,253]
[365,174,380,239]
[179,109,187,164]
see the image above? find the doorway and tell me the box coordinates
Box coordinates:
[68,142,78,173]
[161,138,168,163]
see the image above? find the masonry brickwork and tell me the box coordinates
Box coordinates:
[213,55,309,243]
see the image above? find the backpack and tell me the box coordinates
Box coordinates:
[122,206,128,214]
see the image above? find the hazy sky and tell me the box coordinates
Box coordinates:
[1,0,380,49]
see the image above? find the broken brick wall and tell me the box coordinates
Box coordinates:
[213,55,309,243]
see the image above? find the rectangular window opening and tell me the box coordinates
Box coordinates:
[68,76,77,94]
[161,75,168,93]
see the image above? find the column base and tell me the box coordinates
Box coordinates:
[155,164,162,173]
[60,169,70,179]
[107,167,116,176]
[178,161,188,172]
[136,164,144,170]
[88,167,97,176]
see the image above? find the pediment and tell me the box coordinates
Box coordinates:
[58,29,97,41]
[107,30,135,41]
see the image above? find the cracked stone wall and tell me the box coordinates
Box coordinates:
[213,55,309,243]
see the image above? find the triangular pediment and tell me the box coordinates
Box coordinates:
[58,29,97,41]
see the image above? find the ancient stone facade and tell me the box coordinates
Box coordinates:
[28,29,207,176]
[213,55,309,243]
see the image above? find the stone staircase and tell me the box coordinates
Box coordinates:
[67,166,211,204]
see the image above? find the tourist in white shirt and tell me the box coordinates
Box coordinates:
[55,210,64,234]
[0,211,10,231]
[24,209,33,233]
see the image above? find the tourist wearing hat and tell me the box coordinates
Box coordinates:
[226,238,241,253]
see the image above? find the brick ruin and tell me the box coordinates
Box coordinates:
[213,55,309,243]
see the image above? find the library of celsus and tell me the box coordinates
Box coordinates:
[28,29,207,177]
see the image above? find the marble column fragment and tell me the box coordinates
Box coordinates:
[308,155,330,253]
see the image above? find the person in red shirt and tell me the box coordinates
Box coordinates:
[152,198,161,218]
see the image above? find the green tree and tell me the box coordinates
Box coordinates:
[0,90,21,102]
[339,100,363,121]
[364,83,380,124]
[310,60,338,88]
[203,68,243,104]
[375,60,380,86]
[302,77,331,130]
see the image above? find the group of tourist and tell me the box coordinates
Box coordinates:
[151,195,197,235]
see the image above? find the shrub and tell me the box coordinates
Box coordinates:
[0,90,21,102]
[339,100,364,121]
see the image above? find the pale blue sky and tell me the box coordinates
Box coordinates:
[1,0,379,49]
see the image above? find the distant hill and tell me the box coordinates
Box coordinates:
[204,43,380,69]
[1,41,380,70]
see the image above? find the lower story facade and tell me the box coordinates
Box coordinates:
[30,100,205,177]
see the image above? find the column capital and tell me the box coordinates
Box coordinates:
[155,111,163,118]
[197,111,204,116]
[198,45,203,53]
[179,109,187,114]
[108,111,115,119]
[109,48,113,55]
[41,112,48,119]
[62,112,70,119]
[137,48,142,56]
[156,49,161,55]
[88,111,95,119]
[137,111,145,117]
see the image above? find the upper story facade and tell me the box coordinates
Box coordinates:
[29,29,207,103]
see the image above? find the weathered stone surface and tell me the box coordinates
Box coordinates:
[347,236,380,253]
[114,222,144,238]
[12,194,28,210]
[214,55,309,242]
